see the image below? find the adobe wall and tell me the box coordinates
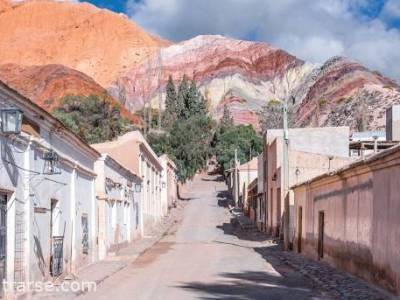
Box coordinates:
[293,157,400,294]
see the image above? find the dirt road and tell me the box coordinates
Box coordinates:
[81,172,326,300]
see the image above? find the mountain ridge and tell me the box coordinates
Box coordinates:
[1,0,399,132]
[0,0,169,86]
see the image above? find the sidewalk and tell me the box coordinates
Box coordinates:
[227,208,396,300]
[19,201,186,300]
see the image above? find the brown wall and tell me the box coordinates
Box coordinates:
[293,148,400,294]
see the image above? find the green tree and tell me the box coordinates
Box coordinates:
[53,95,133,144]
[176,75,189,119]
[198,94,208,115]
[185,79,200,117]
[221,104,234,129]
[214,125,262,172]
[169,115,215,181]
[163,75,177,128]
[148,75,214,183]
[147,132,171,155]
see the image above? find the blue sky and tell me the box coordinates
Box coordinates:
[84,0,400,79]
[86,0,127,13]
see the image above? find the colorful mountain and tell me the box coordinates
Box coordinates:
[0,0,168,86]
[0,63,141,124]
[112,35,400,131]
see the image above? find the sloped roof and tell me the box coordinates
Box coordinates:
[92,130,162,174]
[291,143,400,189]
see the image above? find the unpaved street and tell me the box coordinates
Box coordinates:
[81,173,327,300]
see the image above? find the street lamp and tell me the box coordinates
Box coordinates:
[0,108,23,135]
[135,183,142,193]
[43,149,61,175]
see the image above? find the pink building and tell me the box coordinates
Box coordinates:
[292,144,400,295]
[262,127,351,238]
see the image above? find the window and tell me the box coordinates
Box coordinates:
[81,214,89,255]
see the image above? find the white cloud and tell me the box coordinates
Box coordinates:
[128,0,400,80]
[381,0,400,19]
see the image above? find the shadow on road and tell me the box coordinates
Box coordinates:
[178,270,322,300]
[216,221,273,242]
[202,175,225,182]
[217,191,232,208]
[178,196,197,201]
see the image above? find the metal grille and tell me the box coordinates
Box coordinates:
[81,215,89,255]
[0,194,7,292]
[50,236,64,277]
[14,209,25,283]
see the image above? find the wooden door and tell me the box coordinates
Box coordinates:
[277,188,281,235]
[318,211,324,259]
[297,206,302,253]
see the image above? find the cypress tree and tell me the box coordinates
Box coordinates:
[177,74,189,119]
[185,79,199,117]
[164,75,177,128]
[198,94,208,116]
[221,104,233,128]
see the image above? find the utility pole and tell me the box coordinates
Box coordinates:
[283,100,290,251]
[234,149,239,208]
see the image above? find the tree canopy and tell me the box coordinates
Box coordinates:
[149,75,214,182]
[214,124,262,172]
[53,95,133,144]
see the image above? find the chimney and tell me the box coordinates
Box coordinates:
[386,105,400,142]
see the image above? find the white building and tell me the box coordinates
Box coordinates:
[92,131,164,235]
[159,155,177,216]
[0,81,100,295]
[93,154,142,260]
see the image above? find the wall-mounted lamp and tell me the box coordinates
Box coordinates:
[328,156,334,171]
[43,149,61,175]
[135,183,142,193]
[295,167,300,176]
[0,108,23,135]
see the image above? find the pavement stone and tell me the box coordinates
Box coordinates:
[233,223,396,300]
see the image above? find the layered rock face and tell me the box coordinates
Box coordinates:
[0,63,141,124]
[0,0,168,86]
[1,0,399,131]
[294,57,400,130]
[113,36,400,131]
[112,35,314,128]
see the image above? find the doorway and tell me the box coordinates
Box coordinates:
[50,199,63,277]
[318,211,324,259]
[0,193,7,295]
[277,188,281,236]
[297,206,302,253]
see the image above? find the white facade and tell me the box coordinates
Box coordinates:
[91,131,164,235]
[0,81,100,295]
[139,145,163,230]
[159,155,177,216]
[94,154,142,260]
